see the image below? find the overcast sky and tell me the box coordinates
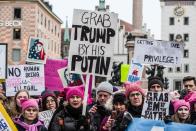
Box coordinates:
[48,0,161,39]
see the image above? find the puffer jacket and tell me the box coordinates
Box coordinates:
[48,105,89,131]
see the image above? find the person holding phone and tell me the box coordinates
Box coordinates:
[100,92,128,131]
[89,81,113,131]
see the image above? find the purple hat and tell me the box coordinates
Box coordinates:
[41,90,56,100]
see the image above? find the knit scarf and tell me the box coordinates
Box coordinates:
[66,104,82,120]
[127,102,143,118]
[14,117,43,131]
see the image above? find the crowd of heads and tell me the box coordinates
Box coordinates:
[0,75,195,131]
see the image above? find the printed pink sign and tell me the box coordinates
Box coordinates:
[44,58,68,91]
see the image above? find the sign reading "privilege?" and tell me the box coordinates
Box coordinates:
[133,38,184,66]
[68,9,118,77]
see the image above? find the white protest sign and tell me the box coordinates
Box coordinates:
[127,60,143,82]
[68,9,118,77]
[142,92,171,120]
[0,44,7,79]
[6,65,45,96]
[133,38,184,66]
[39,110,54,128]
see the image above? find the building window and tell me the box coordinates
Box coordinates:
[168,67,173,73]
[184,49,189,58]
[12,49,21,62]
[184,34,189,41]
[14,8,21,19]
[176,67,181,72]
[184,64,189,73]
[13,28,21,40]
[184,17,189,25]
[169,17,174,25]
[55,26,57,35]
[45,17,47,28]
[41,13,43,25]
[169,34,174,41]
[48,20,50,31]
[174,80,182,91]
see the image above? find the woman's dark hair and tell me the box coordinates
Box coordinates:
[42,95,58,111]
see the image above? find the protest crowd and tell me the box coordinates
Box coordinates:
[0,73,196,131]
[0,8,196,131]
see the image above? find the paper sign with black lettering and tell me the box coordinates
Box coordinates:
[6,65,45,96]
[39,110,53,128]
[133,38,184,66]
[0,44,7,79]
[26,37,48,64]
[68,9,118,76]
[127,60,143,82]
[142,92,171,120]
[0,103,18,131]
[58,67,83,87]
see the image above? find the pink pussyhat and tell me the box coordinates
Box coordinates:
[20,99,39,112]
[64,85,84,100]
[124,81,145,98]
[172,99,190,113]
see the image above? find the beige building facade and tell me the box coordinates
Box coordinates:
[0,0,62,65]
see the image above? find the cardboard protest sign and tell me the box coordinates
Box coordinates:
[39,110,54,128]
[0,43,7,79]
[127,61,143,82]
[6,65,45,96]
[68,9,118,77]
[58,67,83,87]
[45,59,68,91]
[133,38,184,66]
[120,64,130,82]
[0,103,18,131]
[26,37,48,64]
[142,92,171,120]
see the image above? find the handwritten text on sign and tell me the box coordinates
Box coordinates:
[6,65,45,96]
[133,39,184,66]
[142,92,170,120]
[39,110,53,128]
[68,9,118,76]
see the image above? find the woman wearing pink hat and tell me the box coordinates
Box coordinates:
[124,81,145,117]
[13,99,47,131]
[171,99,191,124]
[48,85,90,131]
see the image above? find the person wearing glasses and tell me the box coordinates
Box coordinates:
[41,90,58,112]
[124,82,145,117]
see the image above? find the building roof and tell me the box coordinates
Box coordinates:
[0,0,63,24]
[120,19,133,32]
[37,0,63,24]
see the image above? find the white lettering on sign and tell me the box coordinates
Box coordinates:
[0,20,22,27]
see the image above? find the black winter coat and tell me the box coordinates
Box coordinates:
[89,104,111,131]
[48,105,89,131]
